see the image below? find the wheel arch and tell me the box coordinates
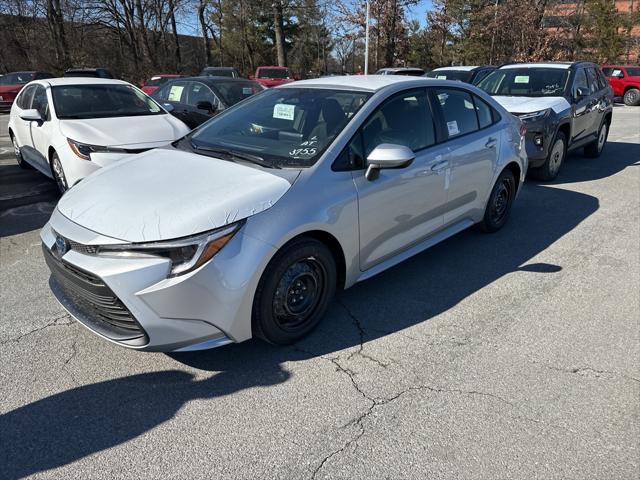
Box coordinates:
[503,162,522,194]
[557,122,571,143]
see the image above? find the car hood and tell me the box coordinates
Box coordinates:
[59,114,189,148]
[492,96,570,114]
[56,148,298,242]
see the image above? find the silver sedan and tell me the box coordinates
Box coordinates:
[41,76,527,351]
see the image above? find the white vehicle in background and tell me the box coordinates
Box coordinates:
[8,78,190,193]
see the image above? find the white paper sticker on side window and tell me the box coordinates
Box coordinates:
[447,120,460,136]
[242,87,253,95]
[273,103,295,120]
[437,75,447,80]
[514,75,530,84]
[168,85,184,101]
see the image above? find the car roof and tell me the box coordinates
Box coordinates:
[499,62,576,70]
[432,66,481,71]
[280,75,469,92]
[257,66,289,69]
[39,77,130,87]
[203,67,237,70]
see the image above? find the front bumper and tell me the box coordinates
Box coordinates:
[40,210,276,351]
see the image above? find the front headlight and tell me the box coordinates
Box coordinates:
[67,138,132,160]
[96,222,242,277]
[516,109,551,122]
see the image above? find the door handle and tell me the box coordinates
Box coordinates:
[485,137,497,149]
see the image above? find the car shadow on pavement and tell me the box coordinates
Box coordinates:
[560,141,640,184]
[1,146,638,478]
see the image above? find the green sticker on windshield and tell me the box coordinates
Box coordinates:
[514,75,530,84]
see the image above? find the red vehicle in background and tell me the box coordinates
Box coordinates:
[251,66,295,88]
[601,65,640,106]
[140,74,183,95]
[0,71,53,111]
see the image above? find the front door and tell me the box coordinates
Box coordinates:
[353,88,449,271]
[27,84,55,174]
[571,67,597,144]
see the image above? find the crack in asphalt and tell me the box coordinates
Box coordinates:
[532,360,640,384]
[62,332,80,386]
[0,313,72,344]
[337,300,390,369]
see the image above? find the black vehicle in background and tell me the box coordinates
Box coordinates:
[375,67,425,76]
[151,76,264,128]
[425,66,496,85]
[200,67,241,78]
[64,68,115,79]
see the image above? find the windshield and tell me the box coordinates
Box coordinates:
[189,88,371,168]
[211,80,263,106]
[52,84,164,119]
[478,68,569,97]
[426,70,473,82]
[258,68,290,79]
[0,72,34,85]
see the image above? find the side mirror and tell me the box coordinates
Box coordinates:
[575,87,589,98]
[162,103,174,113]
[19,109,42,122]
[196,100,214,112]
[365,143,415,181]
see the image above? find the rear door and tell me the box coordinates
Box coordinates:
[570,67,596,145]
[585,66,608,135]
[431,87,498,226]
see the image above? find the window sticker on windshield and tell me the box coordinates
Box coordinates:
[514,75,530,84]
[168,85,184,101]
[447,120,460,136]
[273,103,295,120]
[437,75,447,80]
[437,93,448,105]
[242,87,253,95]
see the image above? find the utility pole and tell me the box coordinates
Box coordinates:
[364,0,370,74]
[489,0,499,65]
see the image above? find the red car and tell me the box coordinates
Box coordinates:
[140,74,183,95]
[0,71,53,111]
[250,66,295,88]
[601,65,640,106]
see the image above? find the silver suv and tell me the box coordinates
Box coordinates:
[41,76,527,352]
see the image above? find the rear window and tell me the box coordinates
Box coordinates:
[257,68,291,79]
[627,67,640,77]
[203,69,235,77]
[426,70,473,83]
[0,72,34,85]
[211,80,264,106]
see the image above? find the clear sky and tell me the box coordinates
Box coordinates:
[408,0,434,26]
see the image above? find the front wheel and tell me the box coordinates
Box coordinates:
[530,131,566,181]
[479,169,516,233]
[51,152,68,194]
[623,88,640,106]
[252,238,337,345]
[11,134,32,169]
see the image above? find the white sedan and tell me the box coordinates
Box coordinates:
[8,77,190,192]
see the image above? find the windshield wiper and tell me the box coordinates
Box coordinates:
[190,142,280,169]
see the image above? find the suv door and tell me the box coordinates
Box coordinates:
[351,88,450,270]
[570,67,597,145]
[431,88,498,226]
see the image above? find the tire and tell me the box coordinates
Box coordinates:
[252,237,337,345]
[623,88,640,106]
[10,133,33,169]
[584,121,608,158]
[479,168,516,233]
[530,131,566,181]
[51,151,68,194]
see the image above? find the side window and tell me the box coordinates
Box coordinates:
[586,68,599,94]
[361,89,435,157]
[154,84,170,101]
[187,82,218,108]
[601,67,614,77]
[31,85,49,120]
[572,68,589,98]
[596,69,609,90]
[16,85,36,109]
[434,88,479,138]
[473,95,495,129]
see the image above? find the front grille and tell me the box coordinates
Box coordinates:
[68,240,98,255]
[43,244,147,342]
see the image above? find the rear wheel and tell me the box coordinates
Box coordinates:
[479,169,516,233]
[252,238,336,345]
[11,133,32,169]
[530,131,566,181]
[51,152,68,194]
[584,121,608,158]
[623,88,640,106]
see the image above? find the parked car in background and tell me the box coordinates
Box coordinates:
[200,67,241,78]
[0,71,54,111]
[140,74,183,95]
[64,68,115,79]
[251,66,294,88]
[8,78,189,192]
[152,76,264,128]
[426,66,496,85]
[478,61,613,180]
[40,75,526,352]
[601,65,640,106]
[375,67,425,76]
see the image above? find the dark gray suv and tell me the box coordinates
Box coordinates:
[478,62,613,180]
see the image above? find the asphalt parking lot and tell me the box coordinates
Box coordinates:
[0,108,638,479]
